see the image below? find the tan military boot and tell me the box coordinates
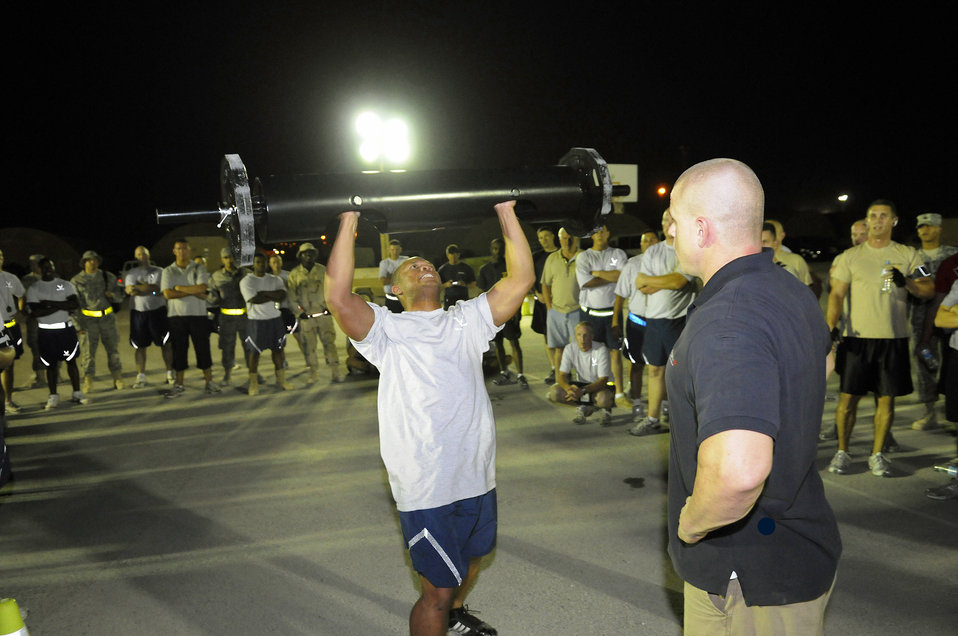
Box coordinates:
[248,373,259,396]
[306,367,320,384]
[112,371,126,390]
[276,369,293,391]
[330,363,345,383]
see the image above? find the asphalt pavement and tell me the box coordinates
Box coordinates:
[1,312,956,635]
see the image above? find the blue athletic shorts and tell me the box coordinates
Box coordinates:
[399,489,497,588]
[642,317,685,366]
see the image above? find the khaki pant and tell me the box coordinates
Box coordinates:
[683,575,835,636]
[299,314,338,369]
[76,314,122,377]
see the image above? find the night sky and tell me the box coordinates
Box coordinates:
[10,3,953,261]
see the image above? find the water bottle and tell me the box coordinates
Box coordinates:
[880,260,894,294]
[918,347,939,372]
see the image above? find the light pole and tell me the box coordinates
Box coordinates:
[355,111,410,173]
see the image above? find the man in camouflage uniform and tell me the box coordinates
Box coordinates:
[287,242,342,383]
[71,250,125,392]
[208,247,249,385]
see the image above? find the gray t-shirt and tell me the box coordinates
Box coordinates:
[161,262,211,317]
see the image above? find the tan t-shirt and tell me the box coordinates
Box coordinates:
[775,250,813,285]
[832,242,924,338]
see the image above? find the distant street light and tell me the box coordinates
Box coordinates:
[657,185,668,197]
[356,111,410,172]
[837,194,849,202]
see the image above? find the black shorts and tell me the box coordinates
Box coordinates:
[244,318,287,353]
[838,337,913,397]
[642,317,685,366]
[279,307,299,334]
[940,346,957,422]
[130,307,170,348]
[2,322,24,359]
[531,300,547,335]
[495,313,521,341]
[623,313,647,364]
[582,308,619,351]
[38,324,80,366]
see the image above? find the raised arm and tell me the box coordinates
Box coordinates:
[324,211,375,340]
[485,201,535,326]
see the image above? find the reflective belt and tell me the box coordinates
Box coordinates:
[220,307,247,315]
[627,312,647,326]
[583,306,614,318]
[39,321,73,329]
[80,307,113,317]
[3,319,15,328]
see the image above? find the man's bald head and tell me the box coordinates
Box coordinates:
[669,158,764,282]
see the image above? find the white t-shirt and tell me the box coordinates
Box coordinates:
[639,241,694,319]
[240,273,284,320]
[124,265,166,312]
[559,342,611,383]
[351,294,502,512]
[0,271,25,320]
[615,254,647,316]
[25,278,77,325]
[576,247,627,309]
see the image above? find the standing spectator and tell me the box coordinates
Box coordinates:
[761,221,816,290]
[629,210,696,436]
[240,253,292,395]
[287,242,342,383]
[25,258,89,409]
[161,239,219,397]
[850,219,868,247]
[71,250,125,393]
[612,232,658,417]
[379,239,410,313]
[925,279,958,500]
[269,253,305,362]
[826,200,934,476]
[0,249,25,413]
[575,224,626,401]
[479,237,528,387]
[437,244,476,309]
[531,227,558,378]
[208,248,249,385]
[540,227,582,385]
[124,246,174,387]
[910,213,957,430]
[548,321,613,425]
[20,254,45,387]
[324,201,532,636]
[0,312,14,487]
[666,158,841,633]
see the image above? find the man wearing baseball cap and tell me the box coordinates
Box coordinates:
[911,213,958,430]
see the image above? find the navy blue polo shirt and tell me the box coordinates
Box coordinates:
[666,249,841,606]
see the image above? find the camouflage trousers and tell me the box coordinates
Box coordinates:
[76,314,122,377]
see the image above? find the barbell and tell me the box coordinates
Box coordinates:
[156,148,629,266]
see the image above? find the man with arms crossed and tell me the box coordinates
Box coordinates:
[666,159,841,634]
[325,201,533,636]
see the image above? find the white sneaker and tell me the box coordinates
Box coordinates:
[45,394,60,410]
[133,373,148,389]
[166,370,175,385]
[71,391,89,405]
[4,401,21,414]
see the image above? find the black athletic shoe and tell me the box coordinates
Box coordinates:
[449,605,497,635]
[544,369,556,385]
